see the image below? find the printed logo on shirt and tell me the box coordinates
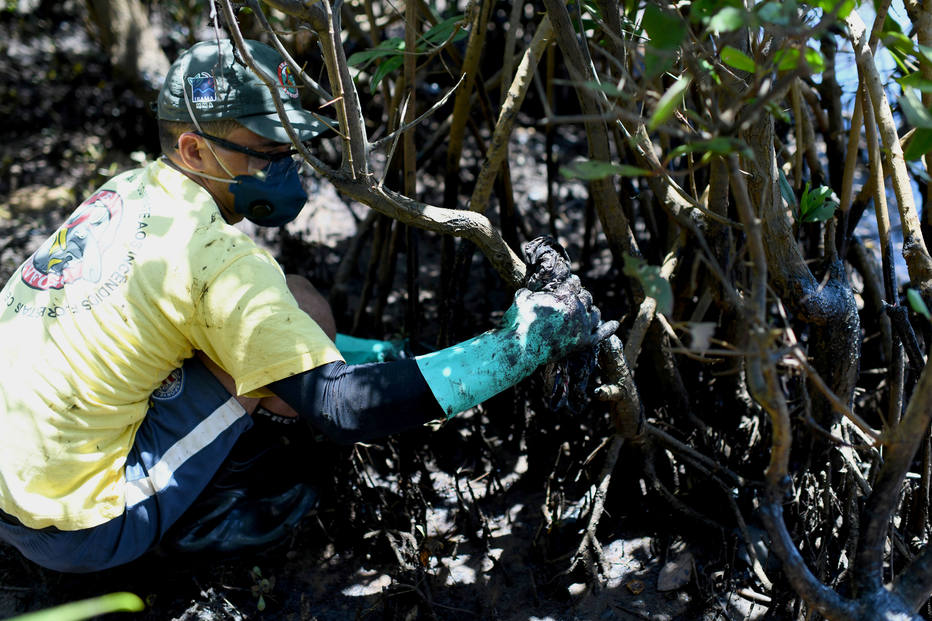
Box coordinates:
[278,62,299,99]
[152,367,184,401]
[21,190,124,291]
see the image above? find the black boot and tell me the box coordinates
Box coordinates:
[159,413,319,556]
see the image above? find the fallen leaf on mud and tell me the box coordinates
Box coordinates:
[626,579,645,594]
[657,552,694,591]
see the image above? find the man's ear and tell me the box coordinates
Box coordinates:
[175,132,210,171]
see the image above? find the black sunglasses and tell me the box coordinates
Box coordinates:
[193,131,304,162]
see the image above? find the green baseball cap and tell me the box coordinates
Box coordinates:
[157,38,328,143]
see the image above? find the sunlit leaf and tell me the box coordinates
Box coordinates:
[883,31,916,69]
[560,159,650,180]
[901,88,932,130]
[897,73,932,93]
[623,254,673,316]
[9,593,144,621]
[721,45,756,72]
[813,0,855,19]
[707,6,746,33]
[773,48,800,71]
[666,136,752,162]
[698,59,721,85]
[802,202,836,223]
[803,46,826,73]
[582,0,602,19]
[904,128,932,161]
[799,183,837,223]
[649,74,692,131]
[918,43,932,66]
[907,288,932,320]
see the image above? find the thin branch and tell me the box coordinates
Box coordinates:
[858,360,932,596]
[369,74,466,152]
[847,9,932,293]
[247,0,332,101]
[468,14,553,214]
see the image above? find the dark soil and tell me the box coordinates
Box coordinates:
[0,5,769,620]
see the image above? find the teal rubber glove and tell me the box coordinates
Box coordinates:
[415,285,616,418]
[335,333,408,364]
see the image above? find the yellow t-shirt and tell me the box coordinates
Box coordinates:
[0,159,343,530]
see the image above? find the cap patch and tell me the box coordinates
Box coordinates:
[278,62,299,99]
[187,72,217,106]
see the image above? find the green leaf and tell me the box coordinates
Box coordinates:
[757,0,794,26]
[773,48,800,71]
[799,183,837,222]
[803,46,826,73]
[649,74,692,131]
[9,593,144,621]
[907,288,932,320]
[689,0,744,23]
[898,73,932,93]
[707,6,746,33]
[813,0,855,19]
[421,14,466,46]
[721,45,756,72]
[802,202,836,223]
[778,168,797,211]
[666,137,752,162]
[348,38,405,68]
[765,100,791,123]
[901,88,932,130]
[883,31,916,72]
[560,160,650,180]
[370,55,404,90]
[698,59,721,85]
[641,4,685,78]
[580,80,625,97]
[622,254,673,316]
[771,46,824,74]
[642,4,686,50]
[904,128,932,161]
[917,43,932,66]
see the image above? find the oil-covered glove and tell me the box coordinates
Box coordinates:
[415,281,617,419]
[521,235,616,412]
[502,284,615,361]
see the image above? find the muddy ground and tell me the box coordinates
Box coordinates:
[0,5,775,621]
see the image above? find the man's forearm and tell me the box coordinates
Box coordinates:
[269,360,444,444]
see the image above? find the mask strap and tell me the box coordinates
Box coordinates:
[161,154,238,185]
[181,81,239,181]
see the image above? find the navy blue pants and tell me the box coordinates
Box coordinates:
[0,357,252,572]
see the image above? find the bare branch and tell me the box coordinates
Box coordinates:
[847,9,932,294]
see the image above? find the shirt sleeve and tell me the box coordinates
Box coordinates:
[269,360,445,444]
[188,251,343,396]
